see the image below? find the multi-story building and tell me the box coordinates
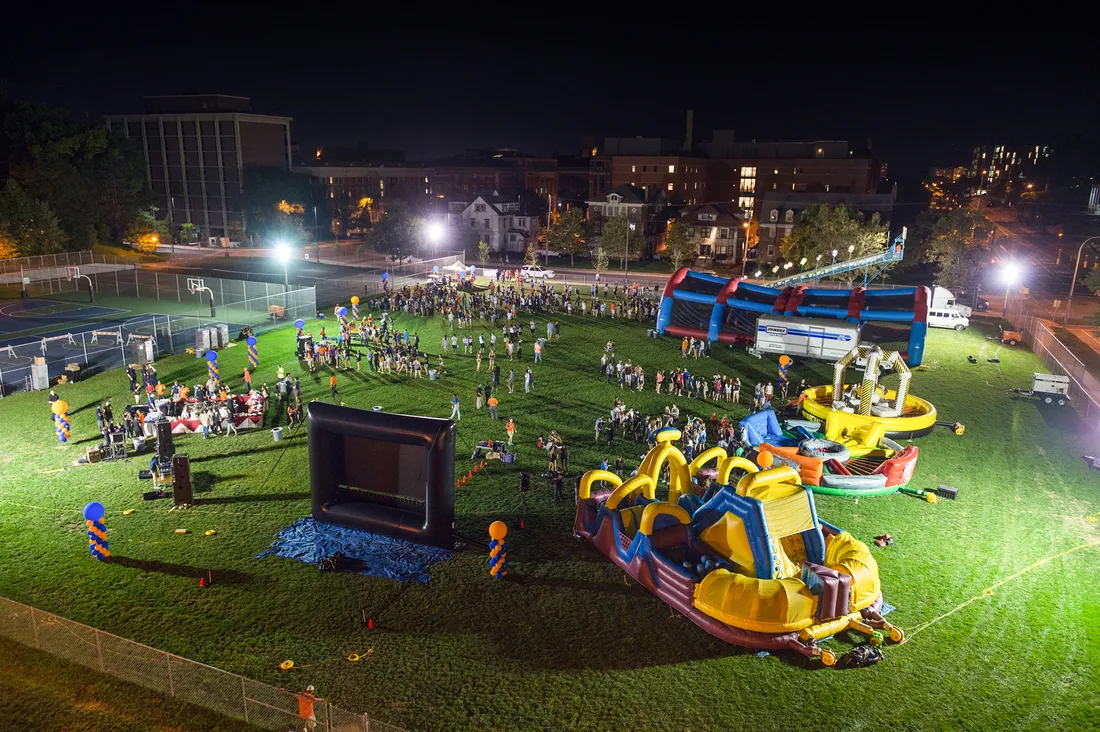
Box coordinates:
[106,95,292,238]
[929,166,969,182]
[676,203,746,262]
[969,144,1051,189]
[447,192,535,254]
[754,191,896,263]
[294,163,435,235]
[586,184,662,258]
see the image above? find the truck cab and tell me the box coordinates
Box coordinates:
[931,285,972,318]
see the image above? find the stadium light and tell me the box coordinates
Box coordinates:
[1001,261,1022,318]
[426,221,444,244]
[274,242,292,287]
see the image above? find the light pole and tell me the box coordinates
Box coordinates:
[740,222,750,276]
[847,244,855,262]
[1065,236,1100,327]
[1001,261,1021,319]
[831,249,838,265]
[425,221,444,253]
[798,257,807,273]
[624,221,636,283]
[275,242,291,290]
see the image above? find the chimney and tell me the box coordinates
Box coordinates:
[684,110,694,152]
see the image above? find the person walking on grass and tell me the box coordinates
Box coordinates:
[330,374,338,400]
[508,368,515,393]
[533,339,542,364]
[488,394,499,420]
[450,394,461,421]
[476,384,484,410]
[506,418,516,446]
[524,367,533,393]
[243,367,251,393]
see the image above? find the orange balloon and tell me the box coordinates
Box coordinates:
[489,520,508,541]
[756,451,774,469]
[51,400,68,415]
[778,355,791,366]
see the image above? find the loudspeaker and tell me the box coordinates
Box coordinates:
[156,419,174,464]
[172,454,193,506]
[519,471,530,493]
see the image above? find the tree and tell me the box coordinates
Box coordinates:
[368,201,420,260]
[524,243,538,266]
[179,222,197,244]
[546,208,586,266]
[600,213,631,263]
[662,221,696,271]
[477,240,490,266]
[592,247,609,276]
[240,164,311,243]
[1085,267,1100,295]
[912,208,994,291]
[124,206,172,253]
[0,179,65,256]
[780,205,889,281]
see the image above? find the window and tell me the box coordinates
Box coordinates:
[719,228,728,239]
[694,182,698,190]
[642,166,647,172]
[740,166,756,177]
[769,209,778,222]
[687,227,695,237]
[470,219,476,228]
[475,204,486,212]
[518,218,526,226]
[773,169,778,175]
[738,196,754,210]
[667,183,674,191]
[668,165,675,173]
[631,164,636,172]
[484,219,491,229]
[815,147,824,159]
[740,178,756,193]
[825,184,830,192]
[784,210,795,223]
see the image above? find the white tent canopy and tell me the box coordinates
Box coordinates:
[443,262,466,272]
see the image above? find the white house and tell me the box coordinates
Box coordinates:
[448,192,535,253]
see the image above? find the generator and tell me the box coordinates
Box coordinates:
[1009,373,1070,406]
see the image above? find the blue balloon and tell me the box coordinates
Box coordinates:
[205,350,217,362]
[381,272,389,280]
[432,266,440,273]
[246,336,257,346]
[83,501,105,521]
[294,318,305,329]
[469,265,477,273]
[338,307,347,317]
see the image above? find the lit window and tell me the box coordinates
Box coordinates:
[667,183,674,191]
[424,177,428,183]
[785,210,794,223]
[773,169,778,175]
[825,184,830,192]
[769,209,778,222]
[668,165,675,173]
[631,165,637,173]
[738,196,754,209]
[694,182,698,190]
[740,178,756,193]
[740,166,756,177]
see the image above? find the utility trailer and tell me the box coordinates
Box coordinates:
[1009,373,1070,406]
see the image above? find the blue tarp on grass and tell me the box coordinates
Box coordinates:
[257,517,452,583]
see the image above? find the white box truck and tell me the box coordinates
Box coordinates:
[752,315,860,362]
[931,285,972,317]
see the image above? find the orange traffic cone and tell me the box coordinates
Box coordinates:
[367,618,375,629]
[519,520,525,529]
[480,461,485,468]
[474,465,479,473]
[198,577,206,588]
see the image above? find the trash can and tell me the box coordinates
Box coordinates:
[132,437,146,453]
[647,329,654,338]
[272,427,283,442]
[429,369,438,381]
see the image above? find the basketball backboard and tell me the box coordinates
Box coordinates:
[187,277,205,294]
[65,266,80,282]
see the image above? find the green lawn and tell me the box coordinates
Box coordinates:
[0,309,1098,731]
[0,638,253,731]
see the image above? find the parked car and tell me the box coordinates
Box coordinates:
[533,248,562,258]
[520,264,556,279]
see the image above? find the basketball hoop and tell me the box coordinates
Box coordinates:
[65,266,79,282]
[187,277,205,294]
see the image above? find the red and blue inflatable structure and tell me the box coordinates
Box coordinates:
[655,268,929,365]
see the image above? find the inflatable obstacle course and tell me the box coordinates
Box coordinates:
[575,429,903,665]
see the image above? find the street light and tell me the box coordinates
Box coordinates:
[847,244,855,261]
[274,241,292,288]
[754,270,762,278]
[426,222,444,246]
[1001,261,1022,319]
[831,249,838,265]
[740,221,751,276]
[1065,236,1100,327]
[799,257,807,273]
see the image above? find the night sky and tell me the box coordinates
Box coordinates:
[4,15,1097,176]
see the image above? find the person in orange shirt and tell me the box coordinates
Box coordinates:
[681,337,689,357]
[297,685,318,730]
[505,418,516,446]
[330,373,338,400]
[155,382,166,397]
[487,395,499,420]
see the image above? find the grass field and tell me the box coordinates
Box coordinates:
[0,307,1098,731]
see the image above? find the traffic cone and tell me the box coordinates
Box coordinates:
[480,461,485,468]
[367,618,375,629]
[467,471,473,479]
[198,577,206,588]
[519,520,525,529]
[474,465,480,473]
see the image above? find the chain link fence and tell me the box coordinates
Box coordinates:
[1005,297,1100,431]
[0,288,316,397]
[298,254,464,304]
[0,597,402,731]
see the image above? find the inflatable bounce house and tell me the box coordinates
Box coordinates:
[577,429,904,665]
[655,268,930,366]
[733,343,953,499]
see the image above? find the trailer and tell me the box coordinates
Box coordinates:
[751,315,860,362]
[1009,373,1071,406]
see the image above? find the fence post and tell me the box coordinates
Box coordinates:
[166,315,174,353]
[30,606,39,648]
[220,279,224,308]
[155,271,160,301]
[177,274,181,302]
[118,327,127,365]
[167,655,175,696]
[115,270,120,297]
[82,333,90,365]
[95,629,105,672]
[241,676,249,723]
[135,268,140,298]
[364,712,370,731]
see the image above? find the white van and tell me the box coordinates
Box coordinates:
[927,308,969,330]
[931,286,972,317]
